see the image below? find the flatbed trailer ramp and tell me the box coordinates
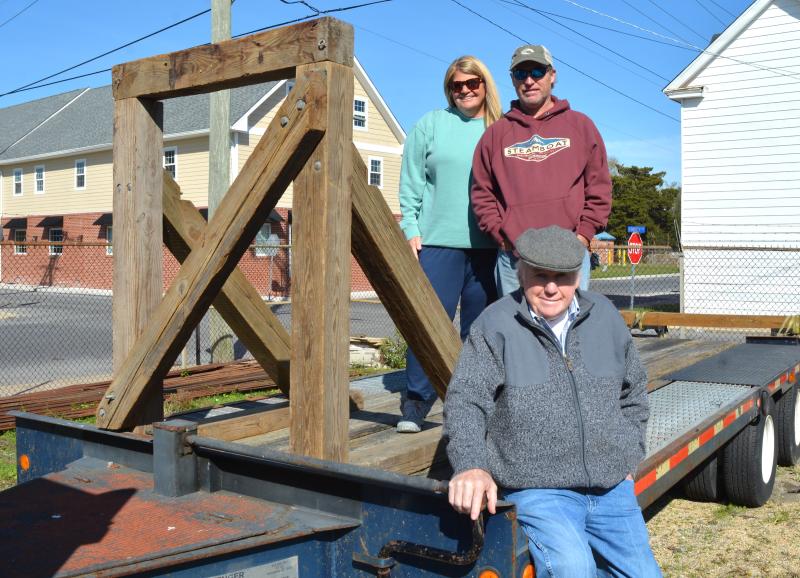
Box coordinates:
[3,338,799,577]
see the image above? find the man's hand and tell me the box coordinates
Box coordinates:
[576,233,590,249]
[449,468,498,520]
[408,236,422,260]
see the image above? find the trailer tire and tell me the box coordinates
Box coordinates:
[721,398,776,507]
[681,455,723,502]
[775,384,800,466]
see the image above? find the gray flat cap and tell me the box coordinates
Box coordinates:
[516,226,585,272]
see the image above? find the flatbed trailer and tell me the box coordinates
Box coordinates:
[3,16,799,578]
[3,336,799,577]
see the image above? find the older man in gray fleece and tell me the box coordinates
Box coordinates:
[444,225,661,577]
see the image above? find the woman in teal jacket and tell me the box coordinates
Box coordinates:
[397,55,502,433]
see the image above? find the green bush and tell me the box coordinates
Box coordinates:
[380,332,407,369]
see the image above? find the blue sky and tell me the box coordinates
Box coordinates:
[0,0,755,183]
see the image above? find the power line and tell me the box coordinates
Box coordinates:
[493,0,663,86]
[0,0,40,30]
[448,0,679,123]
[643,0,708,43]
[3,1,392,98]
[553,0,800,82]
[234,0,391,37]
[618,0,691,44]
[0,7,212,98]
[707,0,736,19]
[509,0,669,82]
[694,0,726,27]
[355,24,450,65]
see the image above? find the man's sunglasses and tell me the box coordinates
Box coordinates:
[449,78,483,92]
[512,67,550,81]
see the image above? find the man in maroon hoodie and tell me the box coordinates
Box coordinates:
[471,44,612,295]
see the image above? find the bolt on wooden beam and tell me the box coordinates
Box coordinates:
[112,17,354,100]
[97,70,327,430]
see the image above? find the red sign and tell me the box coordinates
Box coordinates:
[627,232,643,265]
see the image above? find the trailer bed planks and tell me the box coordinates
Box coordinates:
[175,337,737,477]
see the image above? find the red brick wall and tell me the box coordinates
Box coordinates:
[2,208,389,296]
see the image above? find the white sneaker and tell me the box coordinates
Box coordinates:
[396,420,422,433]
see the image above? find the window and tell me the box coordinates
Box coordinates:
[13,169,22,196]
[368,156,383,188]
[106,226,113,256]
[13,230,26,255]
[35,165,45,194]
[254,223,276,257]
[353,98,367,130]
[49,228,64,256]
[75,160,86,189]
[163,147,177,178]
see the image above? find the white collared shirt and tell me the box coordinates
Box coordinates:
[529,296,580,354]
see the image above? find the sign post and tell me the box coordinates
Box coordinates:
[627,232,644,309]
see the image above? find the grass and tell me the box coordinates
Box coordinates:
[163,387,278,416]
[0,430,16,491]
[591,263,679,279]
[0,363,384,489]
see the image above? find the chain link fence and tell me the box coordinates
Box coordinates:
[1,240,798,396]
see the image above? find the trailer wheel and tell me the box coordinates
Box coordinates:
[681,455,723,502]
[775,384,800,466]
[721,398,776,507]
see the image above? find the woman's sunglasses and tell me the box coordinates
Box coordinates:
[512,67,550,81]
[449,78,483,92]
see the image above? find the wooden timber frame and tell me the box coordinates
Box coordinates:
[98,17,461,462]
[619,311,799,334]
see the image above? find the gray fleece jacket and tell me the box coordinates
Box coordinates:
[444,289,649,490]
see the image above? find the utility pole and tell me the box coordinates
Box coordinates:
[208,0,233,362]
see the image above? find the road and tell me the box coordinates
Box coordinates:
[0,276,679,395]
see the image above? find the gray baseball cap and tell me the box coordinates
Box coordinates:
[510,44,553,70]
[515,226,585,273]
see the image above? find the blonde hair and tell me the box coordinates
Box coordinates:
[443,55,502,127]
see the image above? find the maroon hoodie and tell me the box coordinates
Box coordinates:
[470,97,612,247]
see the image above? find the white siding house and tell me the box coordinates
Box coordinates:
[664,0,800,315]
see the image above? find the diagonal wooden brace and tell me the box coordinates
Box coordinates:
[350,147,461,399]
[161,173,291,394]
[163,173,367,413]
[97,69,327,430]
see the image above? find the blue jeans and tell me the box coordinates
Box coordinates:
[504,480,661,578]
[405,246,497,401]
[495,248,591,297]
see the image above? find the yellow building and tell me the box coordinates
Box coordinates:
[0,59,404,293]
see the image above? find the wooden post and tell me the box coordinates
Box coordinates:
[112,97,164,429]
[350,149,460,398]
[289,62,353,461]
[96,71,325,430]
[208,0,235,363]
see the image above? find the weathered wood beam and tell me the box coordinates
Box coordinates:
[195,391,365,442]
[112,97,165,429]
[350,148,461,399]
[621,311,791,330]
[96,70,326,430]
[112,17,353,100]
[198,403,291,442]
[290,62,352,461]
[161,173,290,393]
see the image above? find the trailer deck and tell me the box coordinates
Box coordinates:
[175,337,738,477]
[4,337,799,577]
